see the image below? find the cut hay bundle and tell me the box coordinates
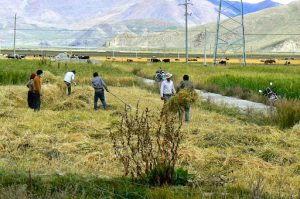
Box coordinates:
[43,71,59,84]
[52,99,88,111]
[165,89,199,113]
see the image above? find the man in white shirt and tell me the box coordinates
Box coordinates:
[64,70,76,95]
[160,73,176,102]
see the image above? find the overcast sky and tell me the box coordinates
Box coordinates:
[230,0,295,4]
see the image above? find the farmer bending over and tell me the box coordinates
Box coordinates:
[92,72,109,110]
[64,70,76,95]
[160,73,176,103]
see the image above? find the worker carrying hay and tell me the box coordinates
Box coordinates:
[64,70,76,95]
[33,70,43,112]
[92,72,109,110]
[160,73,176,103]
[176,75,195,122]
[163,74,198,123]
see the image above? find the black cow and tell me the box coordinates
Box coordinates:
[188,58,198,62]
[127,59,133,62]
[78,55,90,59]
[219,60,227,65]
[162,59,170,63]
[151,58,161,63]
[264,59,276,64]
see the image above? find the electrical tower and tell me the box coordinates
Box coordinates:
[213,0,246,65]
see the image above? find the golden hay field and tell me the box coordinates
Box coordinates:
[21,55,300,65]
[0,79,300,197]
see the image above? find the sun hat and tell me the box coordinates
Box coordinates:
[166,73,172,78]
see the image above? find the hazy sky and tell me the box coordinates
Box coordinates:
[231,0,296,4]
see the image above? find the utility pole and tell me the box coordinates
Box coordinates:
[179,0,192,64]
[13,13,17,56]
[204,28,207,66]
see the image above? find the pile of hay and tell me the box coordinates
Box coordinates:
[165,89,199,113]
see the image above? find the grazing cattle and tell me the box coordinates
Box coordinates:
[151,58,161,63]
[78,55,90,59]
[219,60,227,65]
[162,59,170,63]
[7,54,25,59]
[71,54,78,58]
[127,59,133,62]
[284,60,291,65]
[188,58,198,62]
[264,59,276,64]
[175,58,180,61]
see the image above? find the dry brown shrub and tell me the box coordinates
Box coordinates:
[110,105,183,184]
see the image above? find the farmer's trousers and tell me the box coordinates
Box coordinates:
[179,105,190,122]
[33,92,41,112]
[94,91,107,110]
[65,81,71,95]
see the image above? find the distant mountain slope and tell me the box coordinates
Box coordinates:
[0,0,287,48]
[107,0,300,52]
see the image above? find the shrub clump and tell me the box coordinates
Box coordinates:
[276,98,300,129]
[110,105,190,186]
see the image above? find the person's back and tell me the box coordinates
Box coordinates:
[33,70,43,111]
[92,72,109,110]
[64,71,75,83]
[64,70,76,95]
[92,75,108,92]
[177,75,194,122]
[177,80,194,91]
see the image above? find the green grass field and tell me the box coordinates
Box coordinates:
[113,62,300,100]
[0,59,299,198]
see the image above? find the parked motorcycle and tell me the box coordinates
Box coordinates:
[259,82,278,104]
[155,69,166,82]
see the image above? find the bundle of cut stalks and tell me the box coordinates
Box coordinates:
[165,89,199,113]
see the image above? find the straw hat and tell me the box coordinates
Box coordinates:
[166,73,173,78]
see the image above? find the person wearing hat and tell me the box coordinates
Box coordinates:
[177,74,194,122]
[160,73,176,102]
[33,70,43,112]
[64,70,76,95]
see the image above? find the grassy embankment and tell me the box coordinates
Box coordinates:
[0,59,299,198]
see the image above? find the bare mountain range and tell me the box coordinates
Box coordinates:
[107,0,300,53]
[0,0,286,49]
